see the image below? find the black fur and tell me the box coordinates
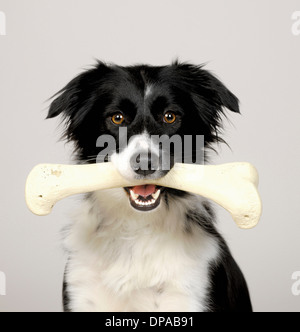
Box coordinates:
[47,61,239,162]
[208,252,253,312]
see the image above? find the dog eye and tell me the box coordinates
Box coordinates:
[111,113,125,125]
[163,112,176,124]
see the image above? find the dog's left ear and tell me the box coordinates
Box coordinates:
[174,63,240,115]
[198,68,240,114]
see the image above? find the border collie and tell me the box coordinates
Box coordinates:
[47,61,252,312]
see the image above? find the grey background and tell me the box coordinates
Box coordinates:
[0,0,299,312]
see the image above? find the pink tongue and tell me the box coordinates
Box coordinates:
[132,185,156,198]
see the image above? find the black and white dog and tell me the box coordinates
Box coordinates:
[47,61,252,312]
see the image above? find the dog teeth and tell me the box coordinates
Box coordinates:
[152,190,161,200]
[134,198,157,207]
[131,189,161,208]
[130,190,139,201]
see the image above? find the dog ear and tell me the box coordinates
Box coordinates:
[47,72,86,120]
[47,61,111,121]
[172,62,240,148]
[173,62,240,115]
[197,68,240,114]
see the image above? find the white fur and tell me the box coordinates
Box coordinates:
[145,85,153,98]
[64,188,220,312]
[111,132,156,180]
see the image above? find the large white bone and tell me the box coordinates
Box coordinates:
[25,162,262,229]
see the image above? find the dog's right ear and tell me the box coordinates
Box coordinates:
[47,61,111,120]
[47,72,86,119]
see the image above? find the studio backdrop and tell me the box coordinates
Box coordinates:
[0,0,299,312]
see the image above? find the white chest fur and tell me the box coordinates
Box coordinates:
[64,189,219,312]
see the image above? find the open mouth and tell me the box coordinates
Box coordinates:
[124,185,163,211]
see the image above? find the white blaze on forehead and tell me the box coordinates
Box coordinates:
[144,85,153,98]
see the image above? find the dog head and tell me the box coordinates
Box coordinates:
[47,61,239,212]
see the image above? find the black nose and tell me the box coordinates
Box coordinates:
[130,152,159,176]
